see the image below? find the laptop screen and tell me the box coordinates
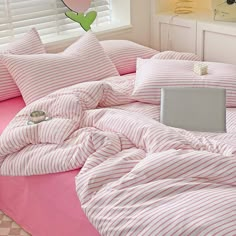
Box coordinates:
[160,87,226,133]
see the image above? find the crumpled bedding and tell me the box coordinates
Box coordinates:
[1,75,236,235]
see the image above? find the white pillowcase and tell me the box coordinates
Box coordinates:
[1,31,119,105]
[0,28,46,101]
[133,58,236,107]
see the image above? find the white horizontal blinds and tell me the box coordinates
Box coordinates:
[91,0,112,26]
[0,0,111,45]
[0,0,12,45]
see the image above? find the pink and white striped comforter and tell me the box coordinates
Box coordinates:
[1,75,236,235]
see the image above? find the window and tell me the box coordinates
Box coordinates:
[0,0,114,45]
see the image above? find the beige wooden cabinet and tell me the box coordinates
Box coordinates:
[152,0,236,64]
[197,21,236,64]
[155,13,197,54]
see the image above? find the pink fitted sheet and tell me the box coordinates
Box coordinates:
[0,170,100,236]
[0,96,25,134]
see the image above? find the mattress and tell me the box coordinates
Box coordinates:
[0,96,25,135]
[1,96,236,236]
[0,170,99,236]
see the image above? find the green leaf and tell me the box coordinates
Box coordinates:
[65,11,97,32]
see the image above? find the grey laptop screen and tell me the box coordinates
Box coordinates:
[160,87,226,133]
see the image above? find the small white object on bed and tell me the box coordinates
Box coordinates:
[194,62,208,76]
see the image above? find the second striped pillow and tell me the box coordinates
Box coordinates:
[1,31,119,105]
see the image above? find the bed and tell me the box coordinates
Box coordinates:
[1,93,236,235]
[1,30,236,236]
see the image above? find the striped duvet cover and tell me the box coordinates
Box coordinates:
[1,75,236,235]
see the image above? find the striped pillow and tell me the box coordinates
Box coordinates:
[133,59,236,107]
[1,32,119,105]
[0,28,46,101]
[152,51,200,61]
[100,40,158,75]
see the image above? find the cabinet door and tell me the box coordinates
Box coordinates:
[156,15,197,53]
[197,22,236,65]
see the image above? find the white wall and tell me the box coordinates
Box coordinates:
[122,0,151,46]
[46,0,152,52]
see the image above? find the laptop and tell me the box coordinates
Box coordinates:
[160,87,226,133]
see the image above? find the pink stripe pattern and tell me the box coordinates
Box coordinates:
[152,50,200,61]
[133,59,236,107]
[0,28,46,102]
[100,40,158,75]
[1,75,236,235]
[1,31,119,105]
